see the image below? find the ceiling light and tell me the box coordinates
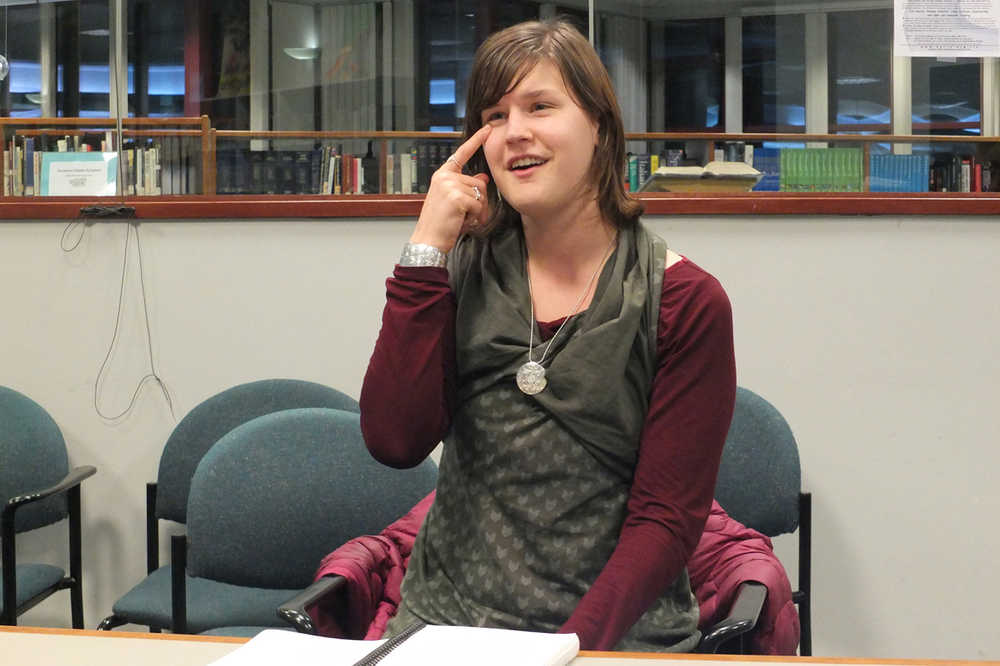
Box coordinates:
[836,76,880,86]
[284,47,321,61]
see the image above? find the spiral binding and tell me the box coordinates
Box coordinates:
[351,621,427,665]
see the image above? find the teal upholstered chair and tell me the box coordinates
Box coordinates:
[98,378,360,631]
[169,407,437,636]
[697,387,810,655]
[1,386,96,627]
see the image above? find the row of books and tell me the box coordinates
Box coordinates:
[928,153,999,192]
[629,144,998,193]
[3,134,199,196]
[757,147,1000,193]
[2,135,115,196]
[870,155,931,193]
[4,136,996,196]
[215,141,461,195]
[777,147,864,192]
[768,149,995,193]
[625,148,693,192]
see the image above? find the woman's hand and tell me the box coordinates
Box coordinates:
[409,124,492,253]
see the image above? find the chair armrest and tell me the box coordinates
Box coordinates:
[697,581,767,654]
[2,465,97,523]
[277,575,348,634]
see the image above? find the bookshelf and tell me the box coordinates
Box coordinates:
[1,117,213,198]
[2,119,1000,218]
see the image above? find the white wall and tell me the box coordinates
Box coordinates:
[4,214,999,661]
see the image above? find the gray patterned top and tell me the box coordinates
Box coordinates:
[390,222,699,652]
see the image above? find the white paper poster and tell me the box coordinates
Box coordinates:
[40,152,118,196]
[895,0,1000,57]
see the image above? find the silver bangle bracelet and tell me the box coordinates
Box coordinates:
[400,242,448,267]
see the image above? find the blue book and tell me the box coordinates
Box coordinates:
[752,147,780,192]
[23,137,35,195]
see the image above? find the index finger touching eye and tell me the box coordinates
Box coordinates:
[445,124,492,172]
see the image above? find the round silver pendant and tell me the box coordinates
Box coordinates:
[516,361,547,395]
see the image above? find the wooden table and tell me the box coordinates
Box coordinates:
[2,626,997,666]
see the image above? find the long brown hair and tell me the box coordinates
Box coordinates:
[462,18,643,233]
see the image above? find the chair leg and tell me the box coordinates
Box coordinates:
[2,517,17,626]
[799,598,812,656]
[68,485,85,629]
[170,534,188,634]
[70,584,85,629]
[798,492,812,656]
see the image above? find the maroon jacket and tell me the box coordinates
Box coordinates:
[310,494,799,655]
[687,501,800,655]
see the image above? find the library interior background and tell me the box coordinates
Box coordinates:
[1,0,997,197]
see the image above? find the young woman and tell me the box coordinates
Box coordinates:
[360,18,736,652]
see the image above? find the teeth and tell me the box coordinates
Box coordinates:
[511,157,545,170]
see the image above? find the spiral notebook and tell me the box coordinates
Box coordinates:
[210,625,579,666]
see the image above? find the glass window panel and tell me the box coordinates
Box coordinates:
[828,9,891,134]
[4,0,997,199]
[643,17,723,132]
[743,14,805,133]
[911,57,981,135]
[417,0,538,132]
[1,1,111,117]
[78,0,111,117]
[127,0,186,118]
[6,5,43,117]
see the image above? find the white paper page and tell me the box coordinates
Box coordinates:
[895,0,1000,57]
[210,631,381,665]
[211,626,579,666]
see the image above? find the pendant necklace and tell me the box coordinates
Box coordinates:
[516,234,617,396]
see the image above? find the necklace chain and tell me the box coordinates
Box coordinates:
[526,234,617,366]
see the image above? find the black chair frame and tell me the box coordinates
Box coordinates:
[169,534,348,635]
[1,465,96,627]
[793,491,811,656]
[96,482,166,632]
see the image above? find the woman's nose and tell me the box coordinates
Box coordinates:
[504,109,531,142]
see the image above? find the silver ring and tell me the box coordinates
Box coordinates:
[473,185,482,201]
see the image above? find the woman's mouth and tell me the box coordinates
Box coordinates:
[508,156,548,172]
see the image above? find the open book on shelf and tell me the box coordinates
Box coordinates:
[210,626,580,666]
[638,160,762,193]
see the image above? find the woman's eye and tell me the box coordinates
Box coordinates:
[531,103,550,112]
[484,111,505,123]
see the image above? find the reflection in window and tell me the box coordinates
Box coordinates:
[828,10,890,134]
[5,4,42,117]
[911,57,981,135]
[646,18,723,131]
[76,0,112,117]
[127,0,185,118]
[743,14,805,133]
[418,0,538,131]
[1,1,112,118]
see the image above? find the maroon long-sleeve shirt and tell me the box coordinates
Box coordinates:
[360,257,736,650]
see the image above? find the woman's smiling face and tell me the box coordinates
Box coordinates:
[480,60,600,224]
